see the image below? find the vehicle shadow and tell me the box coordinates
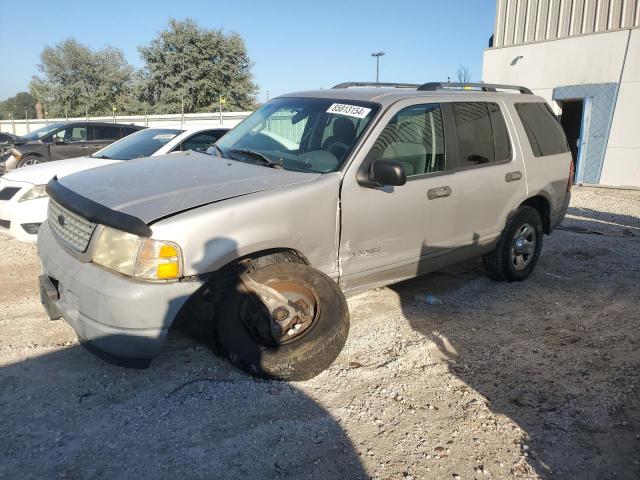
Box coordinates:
[0,237,367,480]
[0,336,367,479]
[390,212,640,479]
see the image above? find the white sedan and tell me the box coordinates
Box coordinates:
[0,125,229,242]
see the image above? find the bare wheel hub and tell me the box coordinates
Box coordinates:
[238,272,318,345]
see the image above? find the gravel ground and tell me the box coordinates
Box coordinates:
[0,186,638,479]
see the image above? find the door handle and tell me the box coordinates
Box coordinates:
[505,171,522,182]
[427,186,452,200]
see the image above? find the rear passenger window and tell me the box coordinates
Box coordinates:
[90,126,121,141]
[371,103,445,177]
[515,103,569,157]
[451,102,511,169]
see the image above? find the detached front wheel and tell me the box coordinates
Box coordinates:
[217,263,349,381]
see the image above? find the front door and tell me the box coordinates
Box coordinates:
[49,125,90,160]
[339,101,459,291]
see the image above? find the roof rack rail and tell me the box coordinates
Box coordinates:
[417,82,533,94]
[333,82,420,89]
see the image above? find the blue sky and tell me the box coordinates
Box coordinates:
[0,0,496,103]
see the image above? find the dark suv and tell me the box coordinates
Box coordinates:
[3,122,144,171]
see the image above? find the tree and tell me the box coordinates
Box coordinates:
[29,39,136,117]
[0,92,37,120]
[138,18,257,113]
[456,65,472,84]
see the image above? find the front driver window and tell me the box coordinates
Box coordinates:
[52,126,87,143]
[371,103,445,177]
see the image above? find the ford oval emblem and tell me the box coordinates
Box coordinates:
[57,215,66,226]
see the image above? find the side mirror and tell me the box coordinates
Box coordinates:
[370,159,407,187]
[53,138,65,145]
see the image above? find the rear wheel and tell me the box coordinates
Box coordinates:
[483,206,543,282]
[217,263,349,381]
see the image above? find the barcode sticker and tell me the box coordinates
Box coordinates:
[326,103,372,119]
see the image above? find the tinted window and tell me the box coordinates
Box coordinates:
[178,131,223,151]
[90,125,121,141]
[91,128,182,160]
[371,103,445,176]
[452,103,495,168]
[488,103,511,162]
[515,102,569,157]
[122,127,141,136]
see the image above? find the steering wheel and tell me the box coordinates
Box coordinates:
[326,142,350,161]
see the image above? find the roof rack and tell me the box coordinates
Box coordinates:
[333,82,420,89]
[417,82,533,94]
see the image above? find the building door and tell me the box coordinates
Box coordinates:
[559,100,584,181]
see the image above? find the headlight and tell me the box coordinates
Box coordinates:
[92,225,183,281]
[19,184,48,202]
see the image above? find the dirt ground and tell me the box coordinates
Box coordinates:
[0,186,638,480]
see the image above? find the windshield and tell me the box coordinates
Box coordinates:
[22,123,66,141]
[92,128,182,160]
[213,97,379,173]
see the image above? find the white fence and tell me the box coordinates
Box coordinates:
[0,112,253,137]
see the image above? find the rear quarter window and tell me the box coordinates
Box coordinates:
[515,103,569,157]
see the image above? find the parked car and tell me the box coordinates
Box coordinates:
[1,121,145,172]
[0,132,23,166]
[37,82,572,379]
[0,125,229,242]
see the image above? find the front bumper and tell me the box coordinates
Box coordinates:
[37,222,203,363]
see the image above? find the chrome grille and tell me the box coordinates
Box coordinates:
[48,200,96,252]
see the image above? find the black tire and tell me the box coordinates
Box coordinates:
[483,205,543,282]
[217,263,349,381]
[17,156,42,168]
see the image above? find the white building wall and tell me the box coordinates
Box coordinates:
[494,0,640,47]
[600,28,640,185]
[483,28,640,187]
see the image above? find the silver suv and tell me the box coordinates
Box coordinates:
[37,82,573,379]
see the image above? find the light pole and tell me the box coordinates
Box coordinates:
[371,52,385,84]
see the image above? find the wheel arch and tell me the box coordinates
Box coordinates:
[521,195,551,234]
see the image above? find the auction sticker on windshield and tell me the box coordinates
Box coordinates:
[326,103,372,119]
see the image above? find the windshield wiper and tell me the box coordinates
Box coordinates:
[227,148,283,169]
[92,154,111,159]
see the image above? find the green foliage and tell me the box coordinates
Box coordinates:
[21,19,257,117]
[29,39,136,117]
[138,18,257,113]
[0,92,37,120]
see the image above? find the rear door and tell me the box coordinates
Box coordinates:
[88,125,122,154]
[440,100,527,247]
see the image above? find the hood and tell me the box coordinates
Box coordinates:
[58,152,320,224]
[2,156,118,185]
